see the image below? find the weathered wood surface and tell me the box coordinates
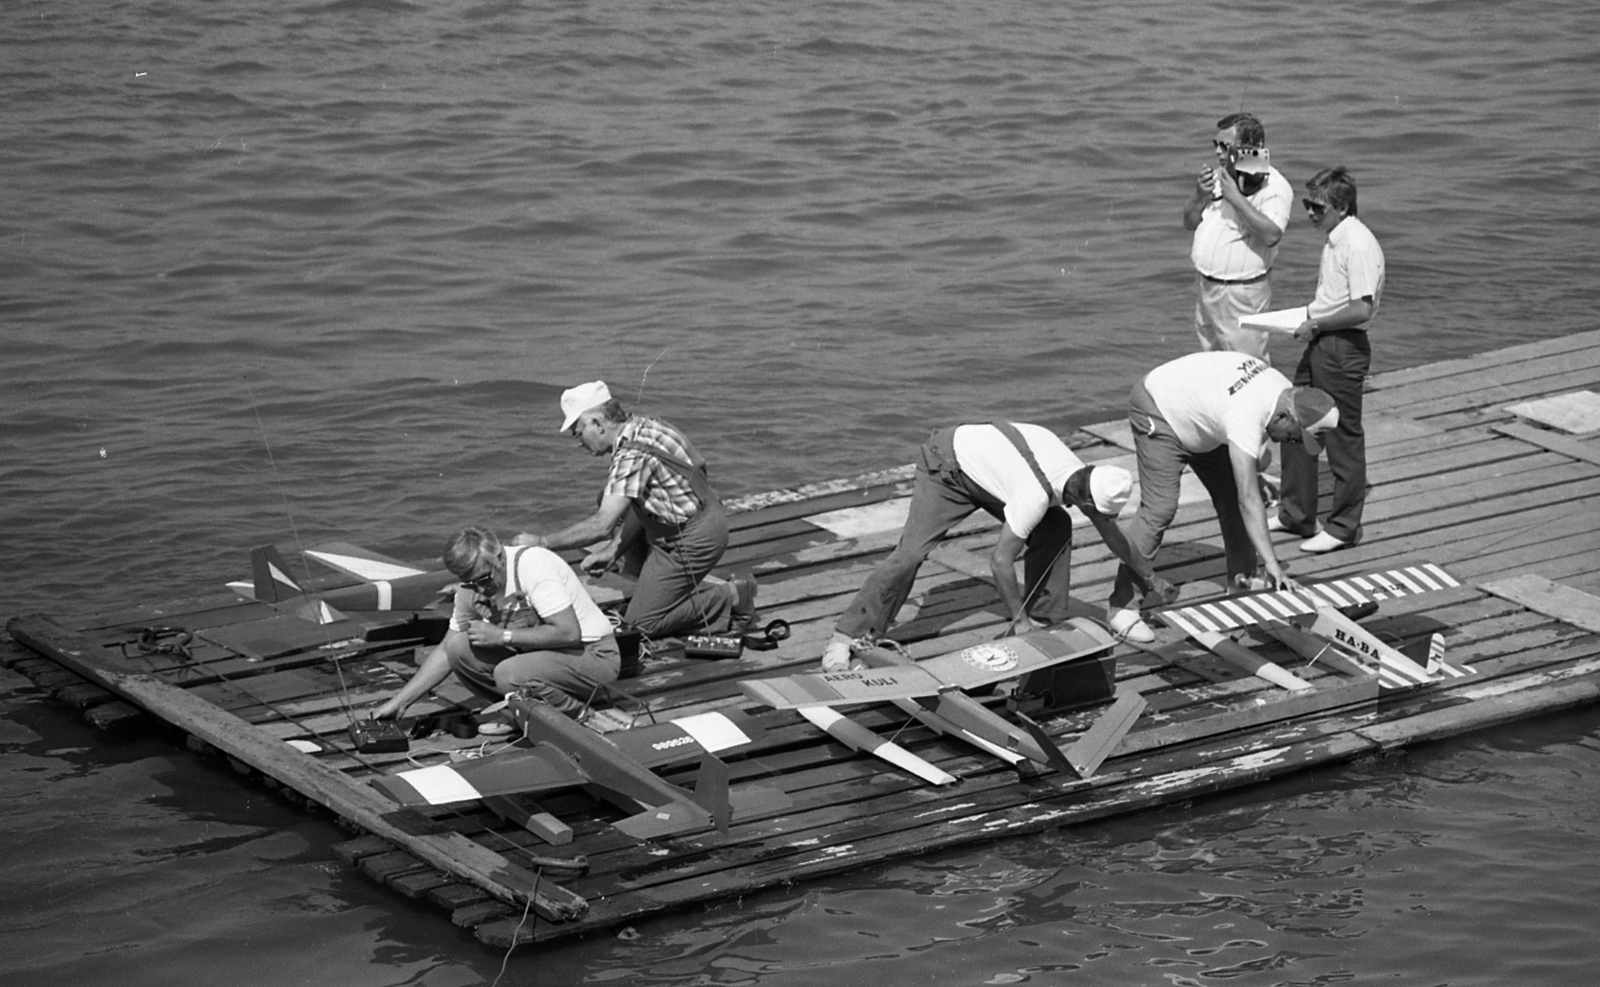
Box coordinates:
[6,328,1600,947]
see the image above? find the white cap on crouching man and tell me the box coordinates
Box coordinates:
[1082,464,1134,515]
[1276,386,1340,456]
[559,380,612,433]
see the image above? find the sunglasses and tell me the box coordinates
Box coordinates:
[460,567,497,592]
[1212,139,1235,152]
[1301,198,1329,218]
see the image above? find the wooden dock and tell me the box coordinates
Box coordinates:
[8,329,1600,948]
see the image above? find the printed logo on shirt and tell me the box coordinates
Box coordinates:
[1227,360,1268,396]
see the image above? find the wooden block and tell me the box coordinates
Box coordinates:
[54,682,117,708]
[83,701,148,734]
[482,795,574,846]
[452,899,514,928]
[1064,692,1147,778]
[329,835,393,864]
[358,850,429,883]
[426,883,491,912]
[1480,574,1600,635]
[389,869,454,899]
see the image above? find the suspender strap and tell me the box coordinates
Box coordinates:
[616,438,713,509]
[990,422,1062,508]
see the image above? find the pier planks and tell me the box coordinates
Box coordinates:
[7,328,1600,947]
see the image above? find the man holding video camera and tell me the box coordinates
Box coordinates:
[1183,112,1294,360]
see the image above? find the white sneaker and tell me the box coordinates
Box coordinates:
[1266,515,1289,533]
[1300,529,1357,553]
[1107,608,1155,644]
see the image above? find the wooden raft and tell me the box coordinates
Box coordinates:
[8,328,1600,948]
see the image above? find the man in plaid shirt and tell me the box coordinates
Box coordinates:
[519,381,757,639]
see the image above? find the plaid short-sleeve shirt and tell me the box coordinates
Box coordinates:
[603,416,706,525]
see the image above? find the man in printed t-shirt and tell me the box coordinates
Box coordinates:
[1107,352,1338,642]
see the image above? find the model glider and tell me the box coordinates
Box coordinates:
[740,618,1141,779]
[372,699,791,842]
[1152,564,1474,691]
[227,543,458,625]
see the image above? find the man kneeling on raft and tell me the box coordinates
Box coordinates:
[819,421,1178,671]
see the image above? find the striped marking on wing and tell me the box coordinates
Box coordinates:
[1157,564,1460,637]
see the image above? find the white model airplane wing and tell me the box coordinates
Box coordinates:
[1154,564,1461,638]
[306,542,429,582]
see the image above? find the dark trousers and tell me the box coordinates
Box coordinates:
[1279,330,1370,541]
[836,427,1075,639]
[616,498,733,637]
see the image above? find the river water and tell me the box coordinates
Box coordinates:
[3,0,1598,983]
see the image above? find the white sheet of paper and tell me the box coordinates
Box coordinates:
[398,764,482,805]
[671,712,752,753]
[1239,305,1309,333]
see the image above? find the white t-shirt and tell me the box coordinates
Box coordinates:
[1144,352,1290,456]
[952,423,1085,540]
[452,545,613,643]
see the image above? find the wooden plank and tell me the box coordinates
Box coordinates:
[1479,574,1600,635]
[1366,328,1600,391]
[1492,422,1600,468]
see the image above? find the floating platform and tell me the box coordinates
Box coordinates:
[9,329,1600,948]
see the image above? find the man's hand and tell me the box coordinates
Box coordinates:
[1007,615,1048,637]
[1293,318,1318,342]
[513,532,544,548]
[1267,568,1300,592]
[465,620,505,648]
[1146,575,1180,607]
[580,543,617,576]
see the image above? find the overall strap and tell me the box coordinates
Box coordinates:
[989,422,1062,508]
[617,437,713,509]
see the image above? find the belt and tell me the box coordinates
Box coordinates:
[1200,270,1270,285]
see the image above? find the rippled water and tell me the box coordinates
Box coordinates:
[3,0,1598,982]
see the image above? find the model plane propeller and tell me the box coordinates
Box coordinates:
[740,618,1144,781]
[372,699,791,842]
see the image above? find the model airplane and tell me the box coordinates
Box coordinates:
[740,618,1144,780]
[227,543,458,625]
[1152,564,1474,691]
[372,699,791,842]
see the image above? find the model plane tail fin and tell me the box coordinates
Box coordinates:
[248,545,348,624]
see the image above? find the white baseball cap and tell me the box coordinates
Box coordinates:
[559,380,612,433]
[1088,465,1134,515]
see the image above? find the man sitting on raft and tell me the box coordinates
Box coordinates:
[374,526,621,732]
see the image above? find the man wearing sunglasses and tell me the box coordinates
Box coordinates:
[1183,112,1293,360]
[517,381,757,640]
[374,526,621,730]
[1274,166,1386,553]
